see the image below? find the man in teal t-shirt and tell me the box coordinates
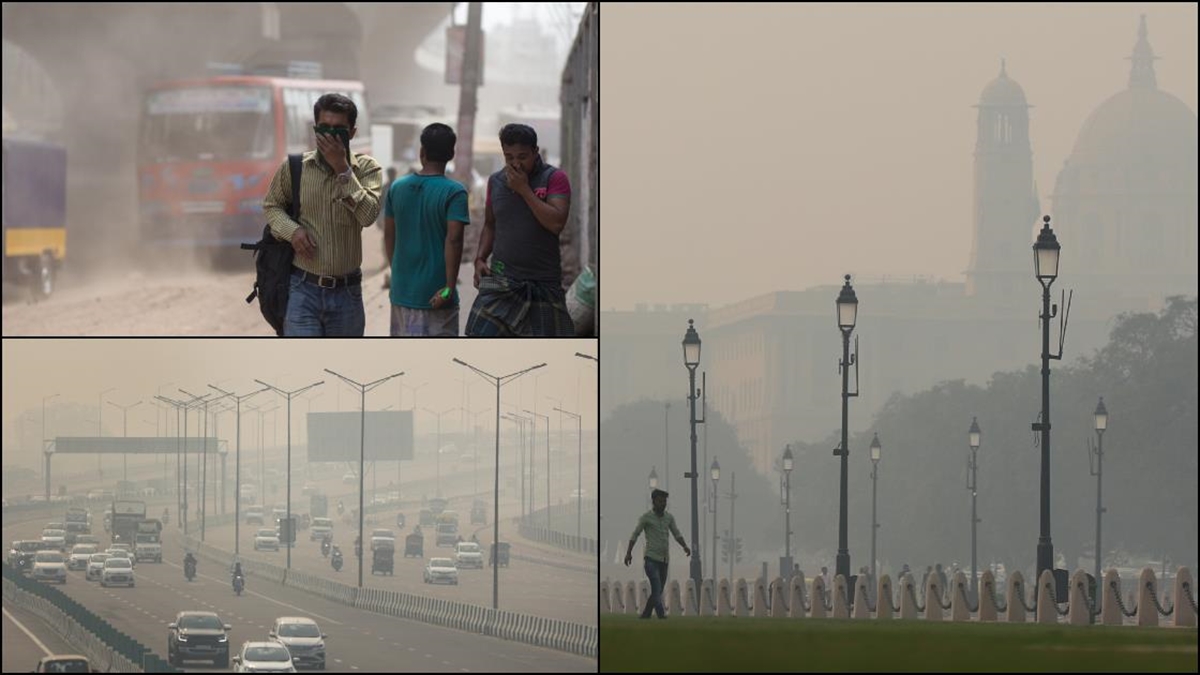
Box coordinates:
[383,123,470,336]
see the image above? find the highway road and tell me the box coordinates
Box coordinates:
[3,510,595,673]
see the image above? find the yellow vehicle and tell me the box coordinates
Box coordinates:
[3,136,67,298]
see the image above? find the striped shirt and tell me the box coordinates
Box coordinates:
[263,150,383,276]
[630,509,683,564]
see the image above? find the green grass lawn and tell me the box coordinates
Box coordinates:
[600,615,1197,672]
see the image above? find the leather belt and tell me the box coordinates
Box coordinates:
[294,268,362,289]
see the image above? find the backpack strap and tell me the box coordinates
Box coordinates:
[288,153,302,221]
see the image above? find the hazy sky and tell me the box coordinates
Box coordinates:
[601,2,1198,310]
[2,339,597,461]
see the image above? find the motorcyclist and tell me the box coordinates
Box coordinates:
[337,499,344,515]
[321,535,332,557]
[331,545,343,571]
[470,533,479,544]
[183,552,197,579]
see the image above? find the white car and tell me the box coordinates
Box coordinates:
[233,641,296,673]
[86,553,111,581]
[75,534,101,547]
[454,542,483,569]
[423,557,459,585]
[100,557,135,587]
[68,544,98,570]
[40,529,67,550]
[309,518,333,542]
[32,550,68,584]
[269,616,327,670]
[106,546,136,567]
[255,528,281,551]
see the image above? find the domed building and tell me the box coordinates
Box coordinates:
[1050,15,1199,305]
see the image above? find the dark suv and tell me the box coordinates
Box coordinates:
[168,611,231,668]
[9,540,53,574]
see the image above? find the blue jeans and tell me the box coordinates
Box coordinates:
[641,557,668,618]
[284,269,365,336]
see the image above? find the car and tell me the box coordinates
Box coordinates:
[41,529,67,550]
[45,521,65,531]
[32,550,68,584]
[86,553,111,581]
[370,529,395,552]
[233,640,296,673]
[245,506,265,525]
[9,540,51,569]
[309,517,333,542]
[35,654,95,672]
[341,472,356,484]
[269,616,327,670]
[100,557,135,587]
[75,534,101,547]
[105,546,136,567]
[168,611,232,668]
[423,557,459,585]
[68,544,98,570]
[454,541,484,569]
[255,528,281,551]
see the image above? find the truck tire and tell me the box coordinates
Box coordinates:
[35,252,55,299]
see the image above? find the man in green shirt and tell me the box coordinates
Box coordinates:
[625,489,690,619]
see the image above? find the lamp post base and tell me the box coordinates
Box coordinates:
[1037,539,1054,598]
[836,552,849,583]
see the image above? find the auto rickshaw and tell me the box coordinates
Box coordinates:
[404,532,423,558]
[489,542,510,567]
[371,546,394,575]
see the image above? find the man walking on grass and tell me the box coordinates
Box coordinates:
[625,489,690,619]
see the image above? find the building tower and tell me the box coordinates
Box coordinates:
[966,59,1040,302]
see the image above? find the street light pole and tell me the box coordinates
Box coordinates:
[869,434,881,593]
[98,387,116,479]
[782,445,794,581]
[209,385,270,556]
[107,400,143,484]
[525,409,551,529]
[681,319,705,591]
[42,393,60,503]
[424,406,462,499]
[968,418,981,599]
[648,466,658,511]
[835,275,860,584]
[663,401,670,494]
[709,459,719,583]
[256,379,325,570]
[1031,215,1065,589]
[324,369,403,589]
[553,407,583,540]
[1089,398,1108,594]
[454,357,546,610]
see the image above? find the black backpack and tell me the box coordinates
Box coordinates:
[243,154,302,336]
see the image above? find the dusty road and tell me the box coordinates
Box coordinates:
[2,226,480,336]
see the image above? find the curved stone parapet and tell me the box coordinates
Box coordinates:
[668,579,683,617]
[770,577,787,618]
[1174,567,1195,627]
[735,578,750,617]
[899,574,918,620]
[832,575,850,619]
[924,572,944,622]
[638,579,650,614]
[951,571,971,622]
[853,574,871,619]
[1006,571,1028,623]
[876,574,893,620]
[1137,567,1158,627]
[700,579,715,617]
[753,578,768,617]
[1035,569,1058,624]
[811,574,828,619]
[1068,569,1091,626]
[717,578,733,616]
[978,570,997,622]
[685,578,698,616]
[789,573,807,618]
[611,581,625,614]
[624,580,638,616]
[1101,569,1123,625]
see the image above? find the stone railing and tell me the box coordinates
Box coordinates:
[602,566,1196,628]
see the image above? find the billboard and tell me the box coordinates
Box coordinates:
[306,411,413,462]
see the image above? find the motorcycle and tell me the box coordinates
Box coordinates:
[184,559,196,582]
[321,538,331,558]
[232,573,245,596]
[331,549,343,572]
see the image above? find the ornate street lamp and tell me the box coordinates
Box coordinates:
[834,275,860,585]
[781,445,794,581]
[709,459,719,582]
[681,319,705,593]
[967,418,981,599]
[869,434,881,594]
[1089,397,1108,600]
